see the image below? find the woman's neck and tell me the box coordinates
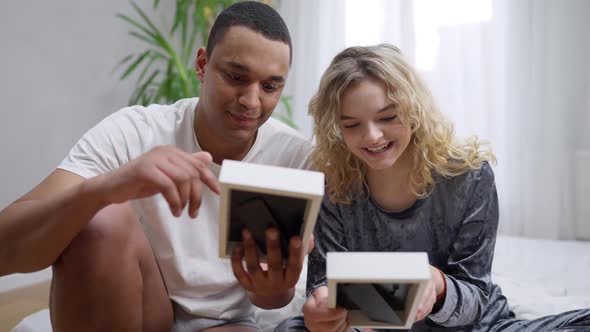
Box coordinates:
[366,151,418,212]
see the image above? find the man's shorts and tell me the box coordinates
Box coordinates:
[172,302,258,332]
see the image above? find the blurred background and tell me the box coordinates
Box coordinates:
[0,0,588,299]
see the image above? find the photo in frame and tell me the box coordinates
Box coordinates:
[218,160,324,261]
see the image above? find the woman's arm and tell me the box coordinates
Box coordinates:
[306,197,348,298]
[429,162,499,327]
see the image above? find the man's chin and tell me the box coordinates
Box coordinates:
[223,128,258,143]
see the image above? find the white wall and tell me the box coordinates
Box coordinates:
[0,1,165,290]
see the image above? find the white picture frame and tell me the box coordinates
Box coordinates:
[327,252,431,329]
[218,160,324,262]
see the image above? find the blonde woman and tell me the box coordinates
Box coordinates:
[277,44,589,331]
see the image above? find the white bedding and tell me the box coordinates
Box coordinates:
[12,235,590,332]
[491,235,590,320]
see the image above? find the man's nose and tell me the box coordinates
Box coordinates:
[238,83,261,110]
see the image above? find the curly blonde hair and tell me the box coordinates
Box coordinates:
[310,44,496,204]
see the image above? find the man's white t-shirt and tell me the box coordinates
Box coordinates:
[58,98,312,320]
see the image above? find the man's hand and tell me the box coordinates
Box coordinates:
[88,146,220,218]
[230,228,313,309]
[303,286,349,332]
[414,265,445,321]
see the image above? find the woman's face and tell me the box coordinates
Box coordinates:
[338,76,412,171]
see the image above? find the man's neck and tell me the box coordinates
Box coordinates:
[194,106,256,165]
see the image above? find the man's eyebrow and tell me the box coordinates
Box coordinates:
[269,75,285,83]
[226,61,249,72]
[224,61,285,83]
[340,103,396,120]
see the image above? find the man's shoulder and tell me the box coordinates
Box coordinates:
[260,117,308,144]
[254,118,313,169]
[99,98,197,141]
[113,97,198,120]
[261,118,313,153]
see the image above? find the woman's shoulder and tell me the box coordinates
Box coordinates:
[434,161,495,198]
[468,160,495,187]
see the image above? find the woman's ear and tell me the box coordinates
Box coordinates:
[195,48,207,82]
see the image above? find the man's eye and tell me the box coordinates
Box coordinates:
[226,72,241,81]
[262,83,278,92]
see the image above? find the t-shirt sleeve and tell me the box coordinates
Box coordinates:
[306,195,349,298]
[429,162,499,326]
[289,138,314,171]
[58,108,149,179]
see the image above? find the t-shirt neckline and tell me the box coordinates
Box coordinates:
[189,100,262,172]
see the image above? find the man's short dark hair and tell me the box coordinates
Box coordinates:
[206,1,292,65]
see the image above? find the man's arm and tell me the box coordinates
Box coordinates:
[0,169,106,275]
[0,147,219,277]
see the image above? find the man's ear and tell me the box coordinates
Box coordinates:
[195,47,207,82]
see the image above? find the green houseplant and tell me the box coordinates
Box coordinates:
[116,0,297,128]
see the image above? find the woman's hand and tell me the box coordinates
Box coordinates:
[303,286,349,332]
[415,265,445,321]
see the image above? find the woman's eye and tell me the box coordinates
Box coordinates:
[343,123,359,129]
[380,115,397,122]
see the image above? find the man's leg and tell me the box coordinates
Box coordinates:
[50,203,173,332]
[203,325,258,332]
[172,297,259,332]
[274,316,308,332]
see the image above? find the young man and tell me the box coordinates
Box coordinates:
[0,2,311,331]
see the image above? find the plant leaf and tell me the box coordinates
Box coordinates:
[274,114,298,129]
[117,13,158,41]
[130,1,166,41]
[112,54,134,74]
[128,31,160,49]
[154,76,173,103]
[120,50,153,80]
[281,95,294,117]
[129,1,189,91]
[131,70,159,105]
[183,22,198,64]
[136,54,160,85]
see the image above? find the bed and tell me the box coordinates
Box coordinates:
[10,235,590,332]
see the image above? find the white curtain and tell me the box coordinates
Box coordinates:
[280,0,590,240]
[278,0,347,138]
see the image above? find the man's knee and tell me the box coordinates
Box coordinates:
[57,203,139,269]
[50,203,173,331]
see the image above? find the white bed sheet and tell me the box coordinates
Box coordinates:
[492,235,590,319]
[12,236,590,332]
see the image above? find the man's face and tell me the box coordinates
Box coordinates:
[196,26,290,145]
